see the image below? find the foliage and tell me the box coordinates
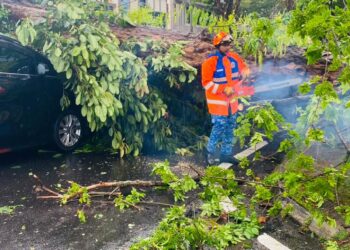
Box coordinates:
[130,164,259,249]
[152,161,197,202]
[233,154,350,233]
[56,154,348,246]
[288,0,350,96]
[240,13,305,61]
[131,205,259,249]
[61,182,91,206]
[77,209,87,223]
[151,42,197,87]
[335,206,350,226]
[240,0,291,17]
[287,0,350,153]
[233,1,350,223]
[114,188,145,210]
[0,205,22,215]
[186,6,305,63]
[11,0,350,246]
[54,161,259,249]
[0,4,15,34]
[232,2,350,233]
[192,0,295,17]
[122,39,197,88]
[121,39,203,153]
[186,5,237,35]
[234,103,287,148]
[326,240,339,250]
[15,19,37,46]
[15,0,197,156]
[123,1,350,229]
[266,101,350,231]
[128,6,167,28]
[200,167,241,217]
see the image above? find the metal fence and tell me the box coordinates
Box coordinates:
[108,0,205,34]
[170,1,204,34]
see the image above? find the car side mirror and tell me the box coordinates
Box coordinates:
[17,66,30,75]
[37,63,49,75]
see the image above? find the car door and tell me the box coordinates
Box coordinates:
[34,56,64,140]
[0,41,50,149]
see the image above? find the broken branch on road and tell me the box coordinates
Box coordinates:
[32,174,165,202]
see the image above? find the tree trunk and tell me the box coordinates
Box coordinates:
[233,0,241,16]
[224,0,241,19]
[285,0,295,11]
[225,0,234,19]
[214,0,225,16]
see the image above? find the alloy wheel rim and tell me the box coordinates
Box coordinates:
[58,114,81,147]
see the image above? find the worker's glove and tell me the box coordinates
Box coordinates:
[223,86,235,96]
[240,68,250,82]
[237,103,244,111]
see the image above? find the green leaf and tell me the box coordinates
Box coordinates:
[305,44,323,65]
[346,101,350,109]
[307,128,324,143]
[120,147,125,158]
[138,103,148,112]
[72,47,81,57]
[82,47,89,60]
[299,83,311,95]
[79,34,87,43]
[88,34,98,49]
[0,205,22,215]
[179,73,186,83]
[77,209,86,223]
[278,139,293,153]
[115,99,123,109]
[66,68,72,79]
[253,185,273,202]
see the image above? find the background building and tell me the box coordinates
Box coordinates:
[109,0,168,12]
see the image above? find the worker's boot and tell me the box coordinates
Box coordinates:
[207,151,220,166]
[220,154,239,165]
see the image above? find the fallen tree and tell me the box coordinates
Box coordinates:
[3,0,350,248]
[31,161,263,249]
[31,157,349,248]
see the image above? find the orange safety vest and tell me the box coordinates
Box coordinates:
[201,51,253,116]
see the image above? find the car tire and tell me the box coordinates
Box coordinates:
[53,109,85,152]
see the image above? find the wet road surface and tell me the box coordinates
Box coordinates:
[0,149,325,250]
[0,151,173,250]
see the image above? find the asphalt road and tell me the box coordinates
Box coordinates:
[0,147,325,250]
[0,151,172,250]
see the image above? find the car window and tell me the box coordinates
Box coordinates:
[0,46,34,74]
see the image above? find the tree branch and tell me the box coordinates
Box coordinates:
[32,174,63,198]
[33,174,165,202]
[334,123,350,153]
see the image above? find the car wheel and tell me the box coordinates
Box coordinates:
[53,109,85,152]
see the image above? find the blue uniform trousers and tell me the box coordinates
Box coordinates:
[207,114,237,156]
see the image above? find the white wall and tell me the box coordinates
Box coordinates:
[110,0,170,14]
[146,0,167,12]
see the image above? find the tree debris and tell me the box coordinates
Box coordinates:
[32,174,164,202]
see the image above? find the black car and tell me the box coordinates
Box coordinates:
[0,35,86,153]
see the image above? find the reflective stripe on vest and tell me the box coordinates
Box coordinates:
[212,84,220,94]
[207,99,228,106]
[213,72,239,83]
[203,81,215,90]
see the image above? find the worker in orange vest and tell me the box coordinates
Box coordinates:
[202,31,254,165]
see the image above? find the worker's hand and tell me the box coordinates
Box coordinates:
[223,86,235,96]
[238,103,244,111]
[240,69,250,81]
